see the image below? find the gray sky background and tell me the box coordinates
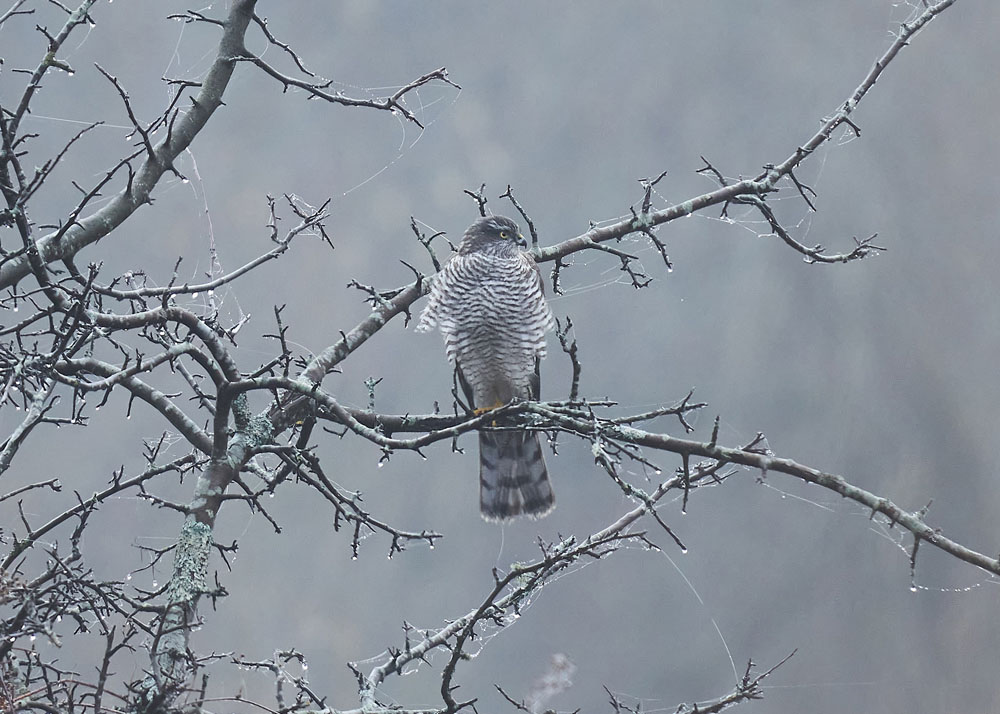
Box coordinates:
[3,2,1000,712]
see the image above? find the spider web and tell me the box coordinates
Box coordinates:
[3,2,988,713]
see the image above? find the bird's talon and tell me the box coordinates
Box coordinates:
[416,215,556,520]
[473,400,504,415]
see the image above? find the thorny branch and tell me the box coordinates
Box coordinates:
[326,396,1000,579]
[0,1,458,708]
[531,0,956,273]
[272,1,961,392]
[0,2,974,714]
[0,1,457,289]
[605,651,797,714]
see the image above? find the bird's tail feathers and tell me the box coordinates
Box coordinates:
[479,429,554,521]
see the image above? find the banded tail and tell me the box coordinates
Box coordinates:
[478,429,554,521]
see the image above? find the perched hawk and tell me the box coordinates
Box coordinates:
[416,215,557,520]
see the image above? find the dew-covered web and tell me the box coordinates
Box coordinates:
[330,80,461,200]
[4,2,982,711]
[349,537,606,709]
[542,134,842,305]
[530,4,992,708]
[544,210,645,301]
[248,15,462,200]
[549,3,943,307]
[756,466,998,597]
[3,4,460,606]
[343,462,743,709]
[82,11,461,357]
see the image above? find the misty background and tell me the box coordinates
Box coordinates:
[2,1,999,712]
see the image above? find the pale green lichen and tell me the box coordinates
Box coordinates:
[673,200,696,218]
[166,519,212,605]
[231,393,252,428]
[614,425,646,442]
[230,392,273,450]
[245,412,273,447]
[632,211,655,229]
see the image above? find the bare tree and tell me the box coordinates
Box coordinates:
[0,1,990,713]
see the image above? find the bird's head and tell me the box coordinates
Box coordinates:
[459,215,527,255]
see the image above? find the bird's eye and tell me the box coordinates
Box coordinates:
[499,230,509,239]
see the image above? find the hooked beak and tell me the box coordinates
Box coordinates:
[516,232,528,248]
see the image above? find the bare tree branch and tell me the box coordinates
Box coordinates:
[0,3,975,714]
[0,0,256,289]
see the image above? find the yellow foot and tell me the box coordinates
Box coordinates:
[474,400,505,426]
[473,400,504,415]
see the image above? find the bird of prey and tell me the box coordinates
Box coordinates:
[416,215,557,520]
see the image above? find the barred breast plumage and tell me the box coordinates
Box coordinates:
[416,215,556,520]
